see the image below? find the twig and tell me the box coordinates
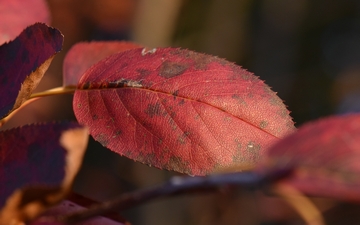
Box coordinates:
[59,169,291,224]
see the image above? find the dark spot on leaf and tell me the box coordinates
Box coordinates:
[108,80,125,88]
[179,49,229,70]
[178,99,185,105]
[172,90,179,97]
[145,103,165,118]
[112,130,122,138]
[229,69,257,81]
[123,150,132,158]
[159,60,189,78]
[232,94,246,105]
[241,72,257,81]
[277,108,289,118]
[190,54,213,70]
[137,69,151,78]
[260,121,268,129]
[178,131,190,144]
[96,134,109,146]
[169,120,177,130]
[81,82,91,89]
[166,156,192,174]
[136,152,156,166]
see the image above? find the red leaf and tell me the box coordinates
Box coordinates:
[0,0,50,44]
[73,47,295,175]
[258,114,360,201]
[0,23,63,119]
[0,123,88,224]
[63,41,142,87]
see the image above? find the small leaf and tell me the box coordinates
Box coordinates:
[0,122,88,225]
[258,114,360,201]
[0,0,50,44]
[0,23,63,119]
[63,41,142,87]
[73,47,295,175]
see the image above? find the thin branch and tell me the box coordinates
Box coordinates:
[59,169,291,224]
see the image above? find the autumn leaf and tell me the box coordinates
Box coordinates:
[258,113,360,201]
[0,23,63,119]
[0,122,88,225]
[63,41,142,87]
[0,0,50,44]
[73,47,295,175]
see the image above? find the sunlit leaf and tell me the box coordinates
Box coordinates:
[73,47,295,175]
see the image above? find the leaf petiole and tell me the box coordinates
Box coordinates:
[30,86,76,99]
[0,86,76,128]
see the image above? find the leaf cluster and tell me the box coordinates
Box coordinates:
[1,1,359,225]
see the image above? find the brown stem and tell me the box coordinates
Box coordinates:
[59,170,291,224]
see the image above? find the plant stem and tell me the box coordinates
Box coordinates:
[0,86,76,128]
[30,86,76,99]
[59,170,290,224]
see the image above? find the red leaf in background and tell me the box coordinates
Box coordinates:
[73,47,295,175]
[0,0,50,44]
[0,23,63,119]
[63,41,142,87]
[257,114,360,201]
[0,123,88,224]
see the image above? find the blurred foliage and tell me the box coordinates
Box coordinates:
[174,0,360,126]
